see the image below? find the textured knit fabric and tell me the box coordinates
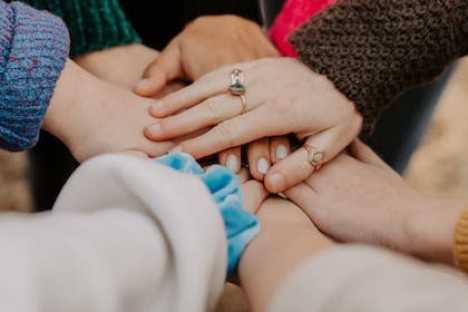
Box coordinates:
[0,1,69,151]
[270,0,335,56]
[270,245,468,312]
[454,210,468,273]
[157,153,260,275]
[15,0,141,57]
[291,0,468,135]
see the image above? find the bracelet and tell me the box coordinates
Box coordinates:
[454,210,468,273]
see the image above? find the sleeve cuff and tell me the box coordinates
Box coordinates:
[0,2,70,151]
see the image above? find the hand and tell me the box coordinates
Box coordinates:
[75,44,160,90]
[219,136,291,182]
[145,58,362,193]
[286,140,466,263]
[134,15,279,97]
[43,60,175,162]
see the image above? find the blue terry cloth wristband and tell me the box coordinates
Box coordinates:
[157,153,260,275]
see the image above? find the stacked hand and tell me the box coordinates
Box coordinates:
[144,58,362,193]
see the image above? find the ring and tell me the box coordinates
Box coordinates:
[239,95,247,114]
[304,143,324,167]
[229,68,246,96]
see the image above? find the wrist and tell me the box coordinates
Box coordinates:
[404,196,465,264]
[75,44,159,89]
[43,59,83,144]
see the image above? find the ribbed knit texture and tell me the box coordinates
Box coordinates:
[454,210,468,273]
[15,0,141,57]
[0,1,70,151]
[291,0,468,135]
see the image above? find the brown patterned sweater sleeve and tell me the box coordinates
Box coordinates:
[290,0,468,135]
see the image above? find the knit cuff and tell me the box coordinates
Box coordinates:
[22,0,141,57]
[0,2,70,151]
[454,210,468,273]
[290,0,468,136]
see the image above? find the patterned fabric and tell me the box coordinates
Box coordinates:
[157,153,260,275]
[291,0,468,135]
[270,0,335,56]
[16,0,141,57]
[0,1,69,151]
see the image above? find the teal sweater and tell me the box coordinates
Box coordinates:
[14,0,141,57]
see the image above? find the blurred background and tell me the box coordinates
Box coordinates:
[1,58,468,213]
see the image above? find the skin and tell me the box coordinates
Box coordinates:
[240,181,334,312]
[145,58,362,193]
[286,141,466,264]
[130,15,286,179]
[134,15,279,96]
[43,60,176,161]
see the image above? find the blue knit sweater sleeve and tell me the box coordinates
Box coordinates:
[0,1,69,151]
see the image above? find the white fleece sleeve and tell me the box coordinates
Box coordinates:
[0,154,227,312]
[269,245,468,312]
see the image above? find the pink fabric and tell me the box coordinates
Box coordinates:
[270,0,336,56]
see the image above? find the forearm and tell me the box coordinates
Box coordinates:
[21,0,140,57]
[291,0,468,134]
[405,197,466,264]
[238,198,334,312]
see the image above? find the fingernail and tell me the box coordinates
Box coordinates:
[147,123,162,136]
[268,173,285,192]
[275,145,289,160]
[257,158,270,175]
[226,154,240,173]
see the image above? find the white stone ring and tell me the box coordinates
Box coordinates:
[229,68,246,96]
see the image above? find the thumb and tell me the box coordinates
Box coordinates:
[134,42,183,97]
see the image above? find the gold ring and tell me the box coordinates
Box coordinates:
[239,95,247,114]
[304,143,324,167]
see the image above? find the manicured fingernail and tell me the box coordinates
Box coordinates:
[226,154,240,173]
[275,145,289,160]
[257,158,270,175]
[268,173,285,192]
[147,123,162,136]
[170,145,183,153]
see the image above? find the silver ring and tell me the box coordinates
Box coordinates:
[229,68,246,96]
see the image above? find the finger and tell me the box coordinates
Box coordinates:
[350,139,390,169]
[242,180,269,214]
[149,65,239,118]
[145,94,245,141]
[284,183,318,212]
[172,105,293,159]
[134,42,183,97]
[247,138,271,181]
[265,121,359,194]
[219,146,242,173]
[237,167,250,184]
[270,136,290,164]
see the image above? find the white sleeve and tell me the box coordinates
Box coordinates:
[269,245,468,312]
[0,154,227,312]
